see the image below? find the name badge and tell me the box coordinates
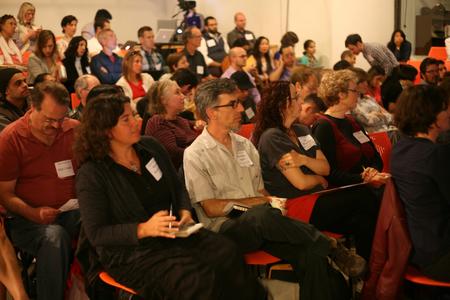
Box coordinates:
[54,160,75,178]
[196,65,204,75]
[206,39,216,47]
[245,33,253,41]
[236,150,253,167]
[146,158,162,181]
[245,107,255,119]
[298,135,316,151]
[155,63,162,71]
[86,66,91,74]
[353,131,370,144]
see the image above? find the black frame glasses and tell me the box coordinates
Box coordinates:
[212,99,241,109]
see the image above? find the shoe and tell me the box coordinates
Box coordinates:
[330,242,367,278]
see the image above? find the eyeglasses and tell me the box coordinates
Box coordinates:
[212,99,241,109]
[347,88,360,94]
[42,114,67,125]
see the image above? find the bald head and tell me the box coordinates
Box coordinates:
[229,47,247,70]
[234,12,246,30]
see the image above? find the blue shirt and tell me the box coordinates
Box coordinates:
[90,51,123,84]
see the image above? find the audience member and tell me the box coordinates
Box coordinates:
[349,67,394,133]
[366,65,385,105]
[69,74,100,121]
[199,16,229,77]
[184,78,363,299]
[333,60,351,71]
[87,17,111,57]
[137,26,168,78]
[246,36,274,85]
[116,50,154,109]
[182,26,209,81]
[81,9,112,41]
[227,12,256,52]
[340,50,356,66]
[270,44,297,82]
[90,29,122,84]
[419,57,439,86]
[56,15,78,59]
[381,64,417,112]
[0,81,80,300]
[290,66,319,101]
[0,15,25,70]
[387,29,411,63]
[144,79,200,170]
[299,39,320,68]
[280,31,299,47]
[437,59,447,84]
[392,85,450,282]
[300,93,327,126]
[27,30,61,84]
[33,72,56,85]
[230,70,257,124]
[62,36,89,93]
[74,92,263,299]
[254,81,378,260]
[14,2,41,52]
[222,47,261,103]
[0,68,29,132]
[170,68,199,121]
[345,33,398,76]
[312,70,387,187]
[159,52,190,81]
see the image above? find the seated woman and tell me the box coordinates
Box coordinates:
[62,36,89,93]
[144,79,201,170]
[392,85,450,282]
[27,30,61,84]
[254,81,379,259]
[246,36,274,86]
[0,15,25,70]
[74,93,263,299]
[159,52,190,81]
[366,66,385,105]
[349,67,395,133]
[387,29,411,63]
[299,39,320,68]
[312,70,388,187]
[116,50,154,110]
[14,2,41,52]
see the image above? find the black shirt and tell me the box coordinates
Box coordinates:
[258,124,323,198]
[183,48,209,81]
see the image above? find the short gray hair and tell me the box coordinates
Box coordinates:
[74,75,98,98]
[195,78,237,122]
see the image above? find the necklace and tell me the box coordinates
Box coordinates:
[111,154,141,173]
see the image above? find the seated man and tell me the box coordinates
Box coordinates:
[419,57,439,86]
[182,26,210,82]
[0,68,29,132]
[0,81,80,300]
[137,26,168,78]
[269,44,297,82]
[227,12,256,52]
[69,74,100,121]
[184,78,365,300]
[90,29,122,84]
[199,16,229,77]
[230,71,256,124]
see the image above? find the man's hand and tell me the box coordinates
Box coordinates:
[30,207,60,225]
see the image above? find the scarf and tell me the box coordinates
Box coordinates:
[0,34,22,64]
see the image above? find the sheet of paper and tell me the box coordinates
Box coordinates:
[59,198,79,212]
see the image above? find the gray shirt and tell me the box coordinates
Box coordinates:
[362,42,399,76]
[183,127,264,231]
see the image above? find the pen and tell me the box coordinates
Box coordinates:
[169,204,173,229]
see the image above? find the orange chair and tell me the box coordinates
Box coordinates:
[244,250,281,265]
[428,47,447,61]
[236,123,255,139]
[368,131,392,173]
[406,60,422,85]
[99,271,137,295]
[404,266,450,288]
[70,93,81,110]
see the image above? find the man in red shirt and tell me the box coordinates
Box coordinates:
[0,81,79,300]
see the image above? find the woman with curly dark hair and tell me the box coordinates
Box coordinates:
[74,92,264,300]
[254,81,379,260]
[391,85,450,282]
[62,36,89,93]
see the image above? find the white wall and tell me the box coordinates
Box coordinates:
[1,0,395,69]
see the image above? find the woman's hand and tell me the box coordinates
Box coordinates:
[279,150,307,169]
[315,175,328,189]
[137,210,179,239]
[179,210,194,226]
[193,119,206,131]
[362,167,390,187]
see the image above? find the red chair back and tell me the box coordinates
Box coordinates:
[368,131,392,173]
[405,266,450,287]
[428,47,447,61]
[99,271,137,295]
[71,93,81,110]
[406,60,422,85]
[244,250,280,265]
[236,123,255,139]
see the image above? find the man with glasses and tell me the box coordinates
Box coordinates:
[0,81,80,300]
[0,68,30,132]
[420,57,440,86]
[270,45,297,82]
[182,26,210,82]
[184,78,365,300]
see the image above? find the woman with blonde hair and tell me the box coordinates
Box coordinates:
[116,49,154,108]
[27,30,62,84]
[14,2,41,52]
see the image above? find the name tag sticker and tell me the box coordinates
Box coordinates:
[146,158,162,181]
[206,39,216,47]
[55,160,75,178]
[155,63,162,70]
[245,107,255,119]
[236,150,253,167]
[353,131,370,144]
[245,33,253,40]
[298,135,316,151]
[196,65,204,75]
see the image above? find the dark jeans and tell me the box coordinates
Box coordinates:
[7,210,80,300]
[219,205,343,300]
[309,186,379,260]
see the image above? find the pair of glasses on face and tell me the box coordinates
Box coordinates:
[347,88,360,94]
[212,99,242,109]
[42,114,67,125]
